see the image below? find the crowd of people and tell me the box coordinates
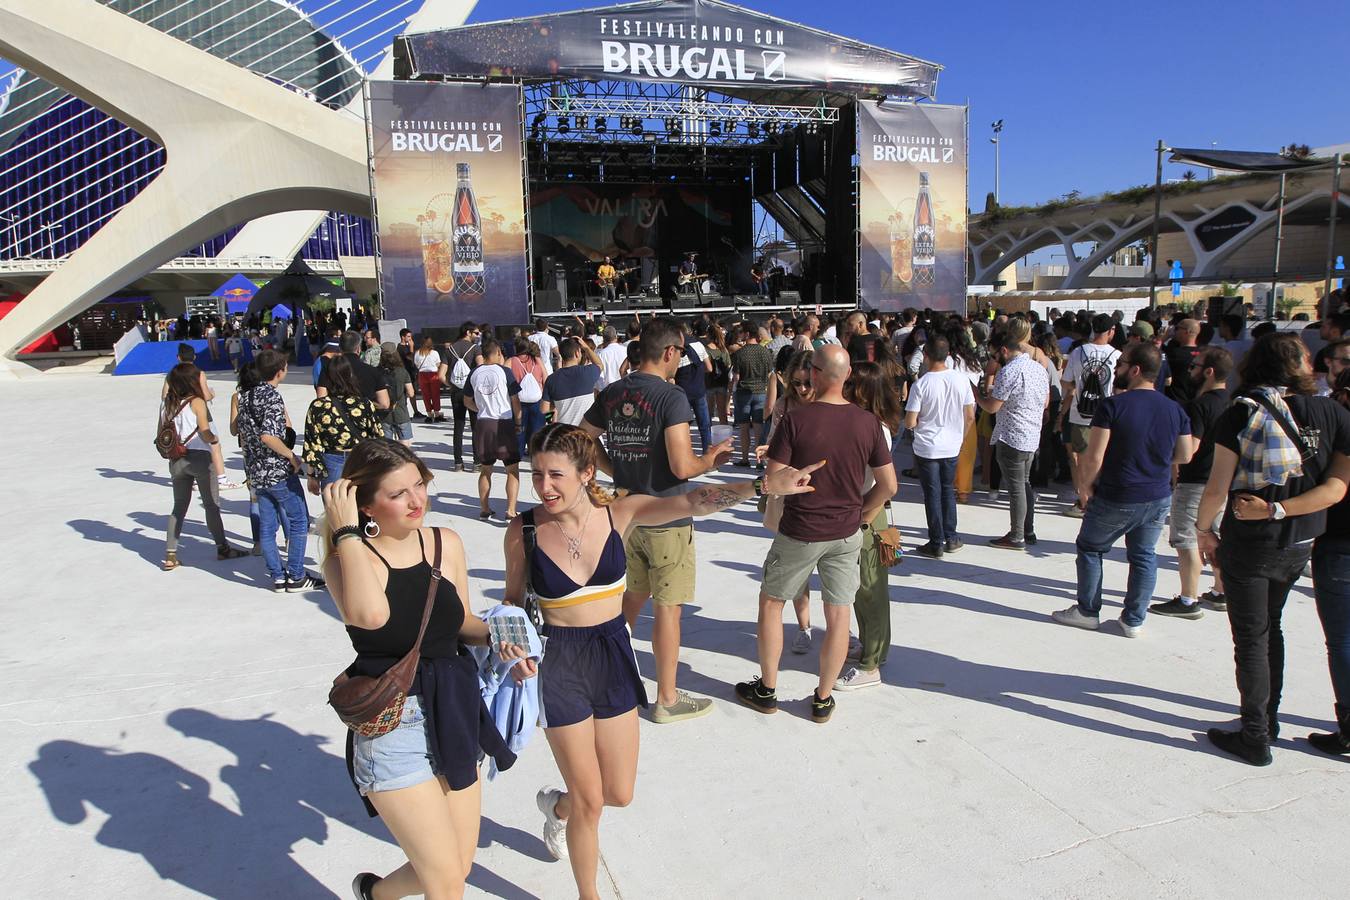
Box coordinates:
[150,292,1350,899]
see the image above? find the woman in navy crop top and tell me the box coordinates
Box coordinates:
[321,439,533,900]
[502,423,819,898]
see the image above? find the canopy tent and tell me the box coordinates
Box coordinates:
[244,254,352,320]
[213,273,259,314]
[1168,147,1334,172]
[394,0,941,102]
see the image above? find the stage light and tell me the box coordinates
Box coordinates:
[724,119,736,135]
[557,116,570,134]
[596,117,608,133]
[806,121,819,135]
[709,120,722,137]
[665,117,681,136]
[747,121,759,137]
[630,117,643,136]
[575,115,588,130]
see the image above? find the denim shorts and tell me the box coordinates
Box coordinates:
[733,389,766,425]
[539,615,648,729]
[351,695,436,795]
[1168,482,1220,548]
[383,421,414,441]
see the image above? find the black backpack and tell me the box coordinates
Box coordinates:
[1075,349,1114,419]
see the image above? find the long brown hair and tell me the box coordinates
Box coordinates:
[317,439,435,555]
[1237,332,1316,396]
[782,349,815,412]
[529,423,615,506]
[323,353,363,399]
[164,363,204,412]
[846,361,902,433]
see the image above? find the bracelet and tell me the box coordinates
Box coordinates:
[331,525,362,546]
[1195,529,1215,536]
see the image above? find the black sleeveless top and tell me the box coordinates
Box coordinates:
[345,530,464,675]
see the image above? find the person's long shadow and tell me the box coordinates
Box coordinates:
[30,739,334,899]
[884,645,1326,750]
[96,467,171,487]
[68,517,263,585]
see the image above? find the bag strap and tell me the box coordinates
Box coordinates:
[1250,393,1312,461]
[409,528,443,654]
[519,509,544,630]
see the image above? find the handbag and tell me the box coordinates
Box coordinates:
[328,529,442,736]
[875,503,903,568]
[519,510,545,631]
[154,401,190,461]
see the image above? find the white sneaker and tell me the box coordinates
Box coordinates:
[790,627,812,655]
[1117,619,1143,639]
[536,787,568,860]
[1051,606,1100,630]
[988,488,1001,501]
[834,666,881,692]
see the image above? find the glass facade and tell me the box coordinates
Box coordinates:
[0,0,373,261]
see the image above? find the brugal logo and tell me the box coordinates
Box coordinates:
[390,129,504,153]
[600,41,787,82]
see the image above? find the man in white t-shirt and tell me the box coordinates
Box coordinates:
[904,335,975,558]
[464,339,522,520]
[1059,313,1121,516]
[596,325,627,388]
[527,318,560,377]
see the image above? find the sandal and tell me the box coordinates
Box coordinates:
[161,553,179,571]
[479,509,493,520]
[216,546,247,561]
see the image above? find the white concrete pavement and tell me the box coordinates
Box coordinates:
[1,368,1346,899]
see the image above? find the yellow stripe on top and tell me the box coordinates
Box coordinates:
[537,578,627,609]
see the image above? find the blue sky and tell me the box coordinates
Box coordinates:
[467,0,1347,208]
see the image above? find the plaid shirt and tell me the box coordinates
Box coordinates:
[1232,387,1305,491]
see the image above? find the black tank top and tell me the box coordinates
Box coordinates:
[345,530,464,676]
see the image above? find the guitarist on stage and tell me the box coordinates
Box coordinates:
[677,252,701,299]
[597,256,619,304]
[751,255,771,298]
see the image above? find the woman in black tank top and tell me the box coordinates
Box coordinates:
[321,440,534,900]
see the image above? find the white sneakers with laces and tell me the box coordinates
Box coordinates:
[536,787,568,860]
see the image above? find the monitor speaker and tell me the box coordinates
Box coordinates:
[671,294,697,310]
[778,290,801,304]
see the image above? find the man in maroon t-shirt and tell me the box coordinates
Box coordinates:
[735,344,896,723]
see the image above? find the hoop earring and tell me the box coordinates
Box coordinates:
[363,520,380,538]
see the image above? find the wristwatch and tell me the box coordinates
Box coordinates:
[1270,501,1287,521]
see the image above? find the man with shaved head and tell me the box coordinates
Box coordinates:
[736,344,897,723]
[1164,316,1203,405]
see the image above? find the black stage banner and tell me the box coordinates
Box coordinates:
[369,81,530,332]
[857,101,967,313]
[397,0,939,100]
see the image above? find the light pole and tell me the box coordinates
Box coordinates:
[0,213,16,259]
[990,119,1004,205]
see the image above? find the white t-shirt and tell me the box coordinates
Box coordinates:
[1063,342,1121,426]
[468,364,518,420]
[598,342,627,388]
[863,425,894,493]
[170,400,211,453]
[413,349,441,374]
[226,336,242,356]
[905,368,975,460]
[529,331,559,376]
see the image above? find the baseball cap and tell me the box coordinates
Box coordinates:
[1091,313,1116,335]
[322,340,341,351]
[1128,321,1154,339]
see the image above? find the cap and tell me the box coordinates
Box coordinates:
[322,340,341,351]
[1128,321,1154,339]
[1091,313,1116,335]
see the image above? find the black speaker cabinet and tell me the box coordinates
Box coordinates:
[534,289,563,313]
[778,290,801,304]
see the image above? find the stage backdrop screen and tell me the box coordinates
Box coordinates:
[858,102,967,313]
[369,81,529,332]
[529,182,752,295]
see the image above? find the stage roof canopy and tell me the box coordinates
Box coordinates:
[394,0,940,101]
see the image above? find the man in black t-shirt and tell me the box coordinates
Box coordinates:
[316,331,390,410]
[1152,347,1232,619]
[1163,316,1202,405]
[583,317,733,724]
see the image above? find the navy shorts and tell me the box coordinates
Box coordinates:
[539,615,648,728]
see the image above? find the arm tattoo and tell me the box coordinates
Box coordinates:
[692,485,745,513]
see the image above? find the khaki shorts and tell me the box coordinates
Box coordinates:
[1169,482,1221,549]
[761,529,864,606]
[1068,423,1092,454]
[625,525,696,606]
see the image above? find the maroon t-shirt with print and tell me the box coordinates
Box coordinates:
[768,401,891,542]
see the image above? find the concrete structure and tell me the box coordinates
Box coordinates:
[0,0,477,367]
[4,368,1348,896]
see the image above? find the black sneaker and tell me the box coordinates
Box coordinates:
[351,872,380,900]
[1150,597,1204,620]
[1206,727,1272,766]
[1200,590,1227,611]
[811,690,836,724]
[1025,532,1038,546]
[272,580,287,593]
[915,542,943,559]
[734,676,777,714]
[989,535,1026,551]
[943,538,964,554]
[286,574,326,593]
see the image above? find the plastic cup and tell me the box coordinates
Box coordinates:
[710,424,735,446]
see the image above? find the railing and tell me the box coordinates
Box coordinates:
[0,255,346,275]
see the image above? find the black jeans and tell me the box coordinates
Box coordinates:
[1218,540,1312,743]
[451,387,477,465]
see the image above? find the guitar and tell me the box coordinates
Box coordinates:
[596,266,637,287]
[751,266,786,284]
[677,272,710,286]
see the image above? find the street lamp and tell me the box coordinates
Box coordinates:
[990,119,1004,205]
[0,213,17,259]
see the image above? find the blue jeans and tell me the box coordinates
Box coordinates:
[690,394,712,453]
[257,474,309,582]
[518,400,545,458]
[1074,495,1170,626]
[1313,536,1350,707]
[321,451,348,487]
[915,455,958,545]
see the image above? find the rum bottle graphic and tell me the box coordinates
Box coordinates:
[912,171,936,288]
[452,163,485,297]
